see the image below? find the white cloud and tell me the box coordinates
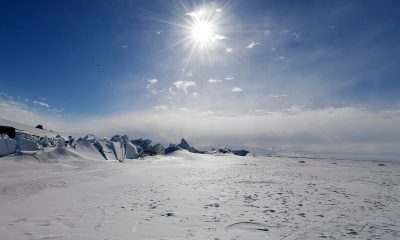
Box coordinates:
[51,107,64,113]
[231,87,243,93]
[0,91,13,100]
[226,48,233,53]
[224,77,235,80]
[264,29,271,37]
[293,32,300,39]
[146,79,158,95]
[0,100,63,130]
[212,34,226,41]
[215,8,222,13]
[33,100,50,108]
[246,42,259,49]
[268,94,288,98]
[192,92,199,97]
[146,79,158,89]
[153,105,168,112]
[283,29,290,34]
[208,79,223,83]
[250,109,265,114]
[0,93,65,120]
[168,87,176,96]
[185,11,204,19]
[279,56,286,60]
[173,81,197,94]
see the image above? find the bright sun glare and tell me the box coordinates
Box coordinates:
[191,21,214,43]
[158,4,229,71]
[184,7,223,51]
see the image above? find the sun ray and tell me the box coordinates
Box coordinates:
[184,41,198,69]
[154,35,193,55]
[151,1,236,77]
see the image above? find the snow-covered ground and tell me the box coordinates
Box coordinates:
[0,149,399,240]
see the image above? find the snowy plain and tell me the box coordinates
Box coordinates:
[0,148,399,240]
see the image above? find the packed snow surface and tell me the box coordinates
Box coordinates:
[0,149,399,240]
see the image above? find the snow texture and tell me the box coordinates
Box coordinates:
[0,150,399,239]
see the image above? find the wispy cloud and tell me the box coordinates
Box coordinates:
[153,104,168,112]
[224,77,235,80]
[146,79,158,95]
[185,11,204,19]
[212,34,226,41]
[146,79,158,88]
[246,42,259,49]
[173,81,197,94]
[263,29,271,37]
[268,94,288,98]
[168,87,176,96]
[208,79,223,83]
[226,48,233,53]
[0,91,13,100]
[232,87,243,92]
[0,92,66,119]
[33,100,50,108]
[0,100,63,130]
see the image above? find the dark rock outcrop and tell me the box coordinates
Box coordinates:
[147,143,165,156]
[165,144,182,154]
[131,138,152,152]
[131,139,164,156]
[111,135,129,143]
[217,147,249,156]
[178,138,205,154]
[232,149,249,156]
[218,148,232,154]
[178,138,192,150]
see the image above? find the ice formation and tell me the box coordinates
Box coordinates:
[0,134,16,157]
[0,122,250,160]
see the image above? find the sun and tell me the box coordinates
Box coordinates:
[183,7,224,51]
[155,3,232,71]
[190,20,214,43]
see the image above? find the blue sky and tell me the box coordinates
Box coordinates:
[1,0,400,159]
